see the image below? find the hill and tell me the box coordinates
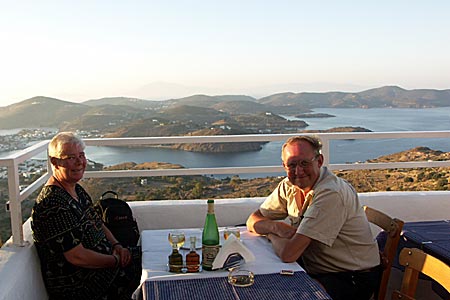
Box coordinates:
[211,100,273,114]
[60,104,155,132]
[0,96,89,129]
[258,86,450,110]
[157,105,228,124]
[83,97,164,110]
[103,109,311,152]
[164,94,258,108]
[337,146,450,192]
[357,86,450,107]
[2,86,450,130]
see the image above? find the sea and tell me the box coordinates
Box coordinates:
[2,107,450,178]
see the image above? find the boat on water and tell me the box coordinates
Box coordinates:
[0,132,449,300]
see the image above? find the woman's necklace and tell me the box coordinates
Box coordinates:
[52,176,79,200]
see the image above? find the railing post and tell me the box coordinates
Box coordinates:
[7,162,25,246]
[321,136,330,167]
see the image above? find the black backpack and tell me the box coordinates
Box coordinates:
[94,191,140,248]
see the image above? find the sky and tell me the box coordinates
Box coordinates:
[1,0,449,106]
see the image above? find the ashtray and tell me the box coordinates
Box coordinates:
[227,268,254,287]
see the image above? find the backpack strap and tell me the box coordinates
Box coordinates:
[101,191,118,200]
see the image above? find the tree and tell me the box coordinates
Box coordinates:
[191,182,203,198]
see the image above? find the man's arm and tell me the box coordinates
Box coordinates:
[268,232,311,263]
[247,209,311,263]
[246,209,296,238]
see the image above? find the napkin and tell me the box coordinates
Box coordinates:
[212,234,255,270]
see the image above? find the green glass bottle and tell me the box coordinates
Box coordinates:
[201,199,220,271]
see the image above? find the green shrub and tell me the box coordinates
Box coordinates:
[417,172,425,181]
[404,177,414,183]
[432,173,443,180]
[426,172,436,180]
[437,179,448,190]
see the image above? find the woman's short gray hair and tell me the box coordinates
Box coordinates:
[48,132,85,158]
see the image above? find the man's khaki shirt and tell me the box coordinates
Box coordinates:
[260,167,380,274]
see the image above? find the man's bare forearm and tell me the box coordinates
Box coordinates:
[253,218,279,235]
[247,209,296,238]
[268,232,311,263]
[247,209,276,234]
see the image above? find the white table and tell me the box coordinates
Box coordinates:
[139,227,303,283]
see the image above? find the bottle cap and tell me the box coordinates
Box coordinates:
[207,199,214,203]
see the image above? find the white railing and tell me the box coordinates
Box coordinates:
[1,131,450,246]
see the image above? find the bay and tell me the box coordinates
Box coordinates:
[86,107,450,178]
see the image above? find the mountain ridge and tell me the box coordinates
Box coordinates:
[1,86,449,130]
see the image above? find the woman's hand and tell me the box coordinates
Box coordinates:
[113,244,132,267]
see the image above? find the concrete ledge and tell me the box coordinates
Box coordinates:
[129,198,265,231]
[358,191,450,222]
[0,219,47,300]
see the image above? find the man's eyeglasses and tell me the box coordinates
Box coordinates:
[57,153,86,162]
[284,155,319,171]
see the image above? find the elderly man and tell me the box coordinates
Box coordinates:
[247,135,381,300]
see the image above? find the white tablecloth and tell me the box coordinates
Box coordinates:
[140,227,303,281]
[132,227,304,299]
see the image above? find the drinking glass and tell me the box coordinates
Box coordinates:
[168,231,185,250]
[224,227,241,240]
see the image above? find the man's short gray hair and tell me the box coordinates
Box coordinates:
[281,135,322,159]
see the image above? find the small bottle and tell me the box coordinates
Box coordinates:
[186,236,200,272]
[168,239,183,273]
[202,199,220,271]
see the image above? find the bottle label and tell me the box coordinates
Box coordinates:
[168,251,183,273]
[186,252,200,273]
[202,244,220,269]
[207,202,214,214]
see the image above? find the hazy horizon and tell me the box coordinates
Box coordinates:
[1,1,449,106]
[0,80,376,107]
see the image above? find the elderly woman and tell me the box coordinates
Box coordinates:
[31,132,141,300]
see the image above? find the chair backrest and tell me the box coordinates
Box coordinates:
[364,205,404,300]
[392,247,450,300]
